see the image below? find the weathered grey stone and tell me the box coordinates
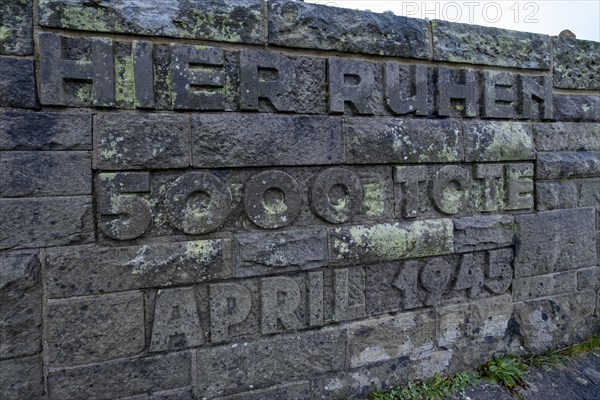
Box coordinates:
[514,291,597,353]
[463,121,535,162]
[553,94,600,122]
[505,163,535,211]
[94,113,190,170]
[196,328,346,397]
[579,179,600,207]
[453,215,514,253]
[311,168,364,224]
[0,355,44,400]
[218,381,311,400]
[48,291,145,366]
[0,110,92,150]
[208,280,259,343]
[0,252,41,359]
[328,57,384,115]
[48,352,191,400]
[436,67,479,118]
[192,114,343,167]
[0,152,91,197]
[537,152,600,180]
[348,310,435,368]
[118,388,194,400]
[385,63,432,116]
[261,276,303,334]
[45,239,232,298]
[553,36,600,90]
[268,1,429,59]
[39,0,264,44]
[0,196,94,250]
[313,357,411,400]
[0,0,33,55]
[345,118,463,164]
[437,294,512,347]
[482,72,518,118]
[514,208,597,277]
[0,57,37,108]
[534,122,600,152]
[578,267,600,291]
[535,181,579,211]
[513,271,578,301]
[149,286,203,352]
[234,228,327,277]
[432,20,550,69]
[330,219,454,266]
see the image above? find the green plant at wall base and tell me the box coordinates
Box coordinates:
[478,354,528,400]
[528,335,600,370]
[368,371,478,400]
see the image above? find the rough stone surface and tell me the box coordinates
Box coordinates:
[45,239,232,298]
[0,0,33,55]
[38,0,264,44]
[47,291,145,366]
[463,121,535,162]
[48,352,191,400]
[578,178,600,207]
[535,180,579,211]
[0,355,44,400]
[514,291,597,353]
[536,152,600,180]
[330,219,454,266]
[432,20,550,69]
[513,271,578,301]
[345,118,463,164]
[268,0,430,59]
[437,295,512,347]
[234,228,328,277]
[94,113,190,170]
[0,152,91,197]
[192,114,343,167]
[218,382,311,400]
[196,328,346,397]
[533,122,600,152]
[578,267,600,291]
[117,388,194,400]
[514,208,597,277]
[453,215,514,253]
[0,196,94,250]
[0,251,41,359]
[0,110,92,150]
[553,36,600,90]
[0,57,37,108]
[347,311,436,368]
[553,95,600,122]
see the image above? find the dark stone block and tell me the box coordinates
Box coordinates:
[553,36,600,90]
[534,122,600,152]
[463,121,535,162]
[0,57,37,108]
[553,94,600,122]
[0,110,92,150]
[0,196,94,250]
[268,1,430,59]
[0,251,41,359]
[536,151,600,180]
[0,0,33,55]
[0,355,44,400]
[432,20,550,69]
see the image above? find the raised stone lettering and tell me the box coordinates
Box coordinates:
[39,33,115,106]
[244,170,302,229]
[132,40,155,108]
[239,50,295,112]
[97,172,152,240]
[171,44,224,110]
[392,261,423,309]
[165,172,232,234]
[431,165,471,215]
[420,258,453,306]
[483,72,517,118]
[311,167,363,224]
[475,164,504,212]
[437,67,477,117]
[150,287,203,352]
[394,166,428,218]
[506,163,534,210]
[308,271,324,326]
[521,75,552,119]
[385,63,428,115]
[485,249,514,294]
[333,268,366,322]
[453,253,484,298]
[328,57,375,114]
[209,283,252,343]
[261,276,302,334]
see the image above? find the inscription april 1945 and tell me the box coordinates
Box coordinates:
[38,32,553,118]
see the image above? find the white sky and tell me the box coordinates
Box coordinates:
[305,0,600,42]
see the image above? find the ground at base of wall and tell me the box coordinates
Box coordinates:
[453,351,600,400]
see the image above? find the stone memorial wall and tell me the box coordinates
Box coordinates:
[1,0,599,399]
